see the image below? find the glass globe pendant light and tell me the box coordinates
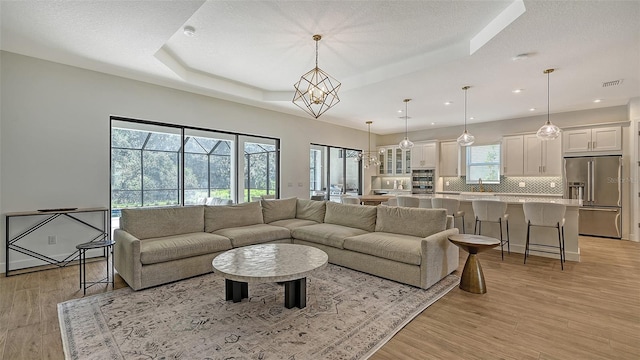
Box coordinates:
[536,68,561,140]
[356,121,381,169]
[398,99,414,150]
[457,85,475,146]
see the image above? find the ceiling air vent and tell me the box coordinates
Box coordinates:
[602,79,623,87]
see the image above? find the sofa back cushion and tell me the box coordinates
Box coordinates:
[296,199,326,223]
[324,202,377,232]
[375,206,447,238]
[120,206,204,240]
[262,197,297,223]
[205,201,264,232]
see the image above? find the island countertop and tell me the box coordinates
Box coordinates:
[409,193,581,207]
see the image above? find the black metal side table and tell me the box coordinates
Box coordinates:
[76,239,115,295]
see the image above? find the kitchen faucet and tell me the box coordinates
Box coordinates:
[478,178,484,192]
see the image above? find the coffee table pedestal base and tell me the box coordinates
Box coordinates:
[224,278,308,309]
[284,278,306,309]
[225,279,248,302]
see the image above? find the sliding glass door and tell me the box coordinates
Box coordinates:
[183,129,235,204]
[111,118,279,229]
[241,136,278,202]
[311,144,362,202]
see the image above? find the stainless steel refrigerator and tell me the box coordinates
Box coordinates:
[564,155,622,238]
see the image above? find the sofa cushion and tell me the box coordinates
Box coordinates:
[213,224,291,247]
[121,206,204,240]
[324,202,377,232]
[262,197,297,223]
[291,223,369,249]
[296,199,326,223]
[375,206,447,238]
[205,202,264,233]
[343,232,422,265]
[268,218,319,230]
[139,232,232,265]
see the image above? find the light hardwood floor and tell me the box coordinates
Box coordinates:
[0,236,638,359]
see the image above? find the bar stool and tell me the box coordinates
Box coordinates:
[397,196,420,208]
[472,200,510,260]
[341,196,361,205]
[418,198,432,208]
[432,198,465,233]
[522,202,566,270]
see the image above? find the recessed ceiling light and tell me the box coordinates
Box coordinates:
[529,108,536,111]
[397,109,403,113]
[444,101,452,105]
[593,99,602,103]
[183,26,196,37]
[512,89,523,93]
[431,122,436,125]
[469,117,475,120]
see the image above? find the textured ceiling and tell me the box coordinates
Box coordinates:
[1,0,639,135]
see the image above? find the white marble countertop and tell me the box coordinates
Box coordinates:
[410,193,582,207]
[212,244,328,283]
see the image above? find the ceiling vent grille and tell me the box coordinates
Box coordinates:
[602,79,623,87]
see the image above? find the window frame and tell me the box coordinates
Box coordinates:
[465,143,501,184]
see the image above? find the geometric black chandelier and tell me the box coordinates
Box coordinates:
[293,34,341,119]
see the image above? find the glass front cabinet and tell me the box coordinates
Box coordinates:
[378,147,411,175]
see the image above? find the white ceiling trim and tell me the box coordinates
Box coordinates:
[470,0,526,55]
[153,0,526,103]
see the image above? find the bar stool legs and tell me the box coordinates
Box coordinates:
[474,216,509,260]
[523,221,564,270]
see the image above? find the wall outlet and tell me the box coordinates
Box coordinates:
[386,180,390,185]
[550,182,556,188]
[48,235,57,245]
[519,182,526,188]
[445,181,450,186]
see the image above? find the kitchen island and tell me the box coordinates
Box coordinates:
[412,193,582,262]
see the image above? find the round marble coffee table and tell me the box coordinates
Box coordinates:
[448,234,500,294]
[212,243,328,309]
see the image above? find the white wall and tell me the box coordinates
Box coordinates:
[0,51,371,272]
[629,97,640,241]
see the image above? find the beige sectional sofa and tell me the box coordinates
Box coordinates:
[114,198,459,291]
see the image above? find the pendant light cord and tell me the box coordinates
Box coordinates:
[547,70,550,124]
[405,101,409,138]
[315,38,319,69]
[464,87,467,131]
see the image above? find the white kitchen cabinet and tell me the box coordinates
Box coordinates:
[378,146,411,175]
[411,142,437,169]
[439,141,460,176]
[502,135,524,176]
[563,126,621,154]
[523,134,562,176]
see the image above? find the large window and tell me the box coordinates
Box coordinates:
[111,123,182,208]
[465,143,501,184]
[111,118,279,227]
[243,138,278,202]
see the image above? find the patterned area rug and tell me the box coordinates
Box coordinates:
[58,264,459,359]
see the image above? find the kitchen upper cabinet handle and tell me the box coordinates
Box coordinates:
[593,141,597,149]
[504,166,507,173]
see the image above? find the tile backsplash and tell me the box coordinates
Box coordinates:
[441,176,563,194]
